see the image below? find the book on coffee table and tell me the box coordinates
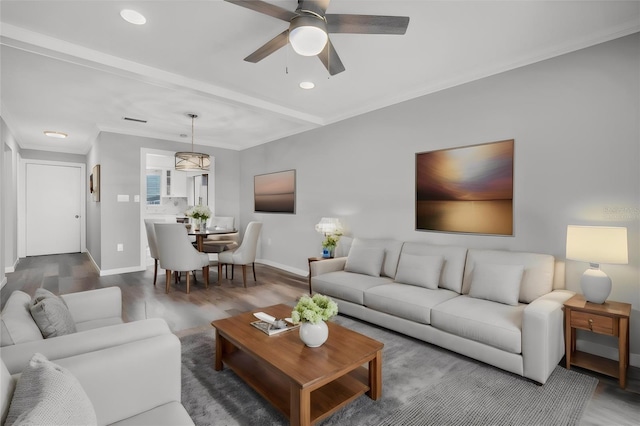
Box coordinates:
[251,320,299,336]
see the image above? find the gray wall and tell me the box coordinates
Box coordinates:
[240,35,639,357]
[90,132,240,272]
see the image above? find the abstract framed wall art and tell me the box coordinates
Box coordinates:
[254,169,296,214]
[416,139,514,235]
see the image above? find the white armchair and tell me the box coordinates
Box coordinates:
[1,334,193,425]
[0,287,172,375]
[218,221,262,287]
[154,223,211,294]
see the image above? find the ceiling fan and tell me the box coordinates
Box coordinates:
[224,0,410,76]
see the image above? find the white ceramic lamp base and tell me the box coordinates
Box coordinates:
[581,268,611,304]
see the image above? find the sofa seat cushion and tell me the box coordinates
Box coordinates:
[109,402,193,426]
[75,317,124,332]
[431,295,525,354]
[364,284,459,325]
[312,271,393,305]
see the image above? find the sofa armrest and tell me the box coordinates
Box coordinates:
[1,318,171,375]
[522,289,575,384]
[310,257,347,277]
[61,287,122,324]
[54,334,184,425]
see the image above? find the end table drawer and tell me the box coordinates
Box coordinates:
[571,311,614,335]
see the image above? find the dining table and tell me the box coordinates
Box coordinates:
[187,228,237,252]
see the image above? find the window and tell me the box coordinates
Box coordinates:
[146,169,161,205]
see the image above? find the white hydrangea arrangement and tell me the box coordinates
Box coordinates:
[185,204,211,220]
[291,294,338,325]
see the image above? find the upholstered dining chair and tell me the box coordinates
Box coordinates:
[202,216,239,253]
[218,221,263,288]
[154,223,210,294]
[144,218,164,286]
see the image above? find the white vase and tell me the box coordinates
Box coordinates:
[299,321,329,347]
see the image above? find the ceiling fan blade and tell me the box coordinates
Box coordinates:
[224,0,297,22]
[298,0,331,15]
[326,14,410,34]
[318,38,345,76]
[244,30,290,63]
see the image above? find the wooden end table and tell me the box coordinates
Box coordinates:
[564,294,631,388]
[211,304,383,426]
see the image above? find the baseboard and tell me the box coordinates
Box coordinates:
[99,265,146,276]
[4,257,19,274]
[577,339,640,368]
[256,259,307,277]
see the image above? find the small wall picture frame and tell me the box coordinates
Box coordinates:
[90,164,100,202]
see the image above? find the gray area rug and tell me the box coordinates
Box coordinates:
[180,315,597,425]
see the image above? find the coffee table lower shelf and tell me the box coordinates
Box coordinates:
[224,350,370,425]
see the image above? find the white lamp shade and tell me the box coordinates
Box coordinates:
[289,15,328,56]
[566,225,628,265]
[175,152,211,171]
[315,217,342,235]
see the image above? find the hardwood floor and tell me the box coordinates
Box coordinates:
[2,253,638,425]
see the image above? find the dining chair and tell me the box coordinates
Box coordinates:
[143,218,165,286]
[202,216,239,253]
[218,221,263,288]
[154,223,210,294]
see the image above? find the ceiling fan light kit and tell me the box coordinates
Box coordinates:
[175,113,210,171]
[289,15,328,56]
[225,0,409,75]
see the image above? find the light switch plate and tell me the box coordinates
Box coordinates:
[117,194,130,202]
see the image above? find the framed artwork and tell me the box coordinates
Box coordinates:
[90,164,100,202]
[416,139,514,235]
[254,169,296,214]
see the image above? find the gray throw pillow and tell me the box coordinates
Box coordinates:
[5,353,97,426]
[30,289,77,338]
[345,246,385,277]
[395,254,444,289]
[468,263,524,306]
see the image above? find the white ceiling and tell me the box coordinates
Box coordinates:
[1,1,638,154]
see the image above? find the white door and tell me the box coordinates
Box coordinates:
[26,163,82,256]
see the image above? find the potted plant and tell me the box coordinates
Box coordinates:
[321,232,342,258]
[185,204,211,232]
[291,294,339,347]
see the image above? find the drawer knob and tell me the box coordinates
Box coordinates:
[588,318,593,330]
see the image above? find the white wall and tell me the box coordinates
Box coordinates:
[240,35,640,358]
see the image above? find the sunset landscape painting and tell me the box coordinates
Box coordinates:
[416,140,514,235]
[254,169,296,214]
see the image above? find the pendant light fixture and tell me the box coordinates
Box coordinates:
[175,113,210,171]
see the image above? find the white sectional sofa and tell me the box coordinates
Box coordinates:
[311,238,575,384]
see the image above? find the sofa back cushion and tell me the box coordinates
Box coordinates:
[400,243,468,293]
[350,238,404,278]
[462,249,555,303]
[0,291,43,347]
[394,254,443,289]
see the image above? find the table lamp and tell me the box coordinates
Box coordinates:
[566,225,628,304]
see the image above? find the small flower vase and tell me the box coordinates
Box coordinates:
[199,219,208,233]
[299,321,329,347]
[322,247,335,258]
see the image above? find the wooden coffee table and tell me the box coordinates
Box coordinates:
[211,304,383,426]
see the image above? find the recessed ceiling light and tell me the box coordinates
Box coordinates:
[44,131,68,139]
[120,9,146,25]
[299,81,315,90]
